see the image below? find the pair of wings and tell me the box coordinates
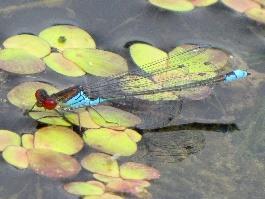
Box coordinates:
[82,44,230,101]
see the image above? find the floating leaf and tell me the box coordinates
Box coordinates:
[7,81,58,109]
[22,134,34,149]
[93,174,121,183]
[0,49,45,74]
[27,149,81,179]
[124,129,142,143]
[191,0,218,7]
[252,0,265,6]
[245,7,265,24]
[106,179,151,198]
[44,53,85,77]
[83,128,137,156]
[221,0,260,13]
[120,162,160,180]
[89,105,141,128]
[129,43,167,73]
[83,193,124,199]
[34,126,84,155]
[39,25,96,51]
[149,0,194,12]
[3,34,51,58]
[0,130,21,151]
[29,110,71,126]
[63,48,128,77]
[65,110,100,129]
[81,153,119,177]
[2,146,28,169]
[64,181,105,196]
[205,48,230,69]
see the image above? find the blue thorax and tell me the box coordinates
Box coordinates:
[62,90,107,109]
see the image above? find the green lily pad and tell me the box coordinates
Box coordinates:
[0,130,21,151]
[245,7,265,24]
[81,153,119,177]
[44,53,86,77]
[120,162,160,180]
[89,105,141,128]
[63,48,128,77]
[3,34,51,58]
[39,25,96,51]
[2,146,28,169]
[22,134,34,149]
[124,129,142,143]
[34,126,84,155]
[83,128,137,156]
[149,0,194,12]
[65,110,100,129]
[29,110,71,126]
[222,0,260,13]
[83,193,124,199]
[27,149,81,179]
[191,0,218,7]
[7,81,58,109]
[129,43,167,73]
[106,179,151,198]
[93,174,122,183]
[0,49,45,74]
[64,181,105,196]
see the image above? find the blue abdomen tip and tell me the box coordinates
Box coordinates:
[224,69,249,83]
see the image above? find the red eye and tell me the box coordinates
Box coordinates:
[43,98,57,110]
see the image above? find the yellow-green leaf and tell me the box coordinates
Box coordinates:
[27,149,81,179]
[3,34,51,58]
[0,49,45,74]
[149,0,194,12]
[129,43,167,73]
[39,25,96,51]
[83,128,137,156]
[89,105,141,128]
[0,130,21,151]
[63,48,128,77]
[29,111,71,126]
[2,146,28,169]
[64,181,105,196]
[22,134,34,149]
[221,0,260,13]
[81,153,120,177]
[191,0,218,7]
[34,126,84,155]
[245,7,265,24]
[7,81,58,109]
[120,162,160,180]
[65,110,100,129]
[44,53,85,77]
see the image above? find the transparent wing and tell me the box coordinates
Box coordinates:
[84,44,229,100]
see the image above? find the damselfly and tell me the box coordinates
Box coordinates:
[29,45,250,114]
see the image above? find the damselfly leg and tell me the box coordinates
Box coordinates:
[88,106,121,127]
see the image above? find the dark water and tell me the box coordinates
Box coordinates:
[0,1,264,199]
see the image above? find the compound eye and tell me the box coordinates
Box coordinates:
[35,89,49,106]
[43,98,57,110]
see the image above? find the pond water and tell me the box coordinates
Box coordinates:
[0,1,264,199]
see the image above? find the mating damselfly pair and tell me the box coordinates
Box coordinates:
[29,44,250,118]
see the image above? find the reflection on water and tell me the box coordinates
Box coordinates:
[132,123,239,165]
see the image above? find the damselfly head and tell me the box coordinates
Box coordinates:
[35,89,57,110]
